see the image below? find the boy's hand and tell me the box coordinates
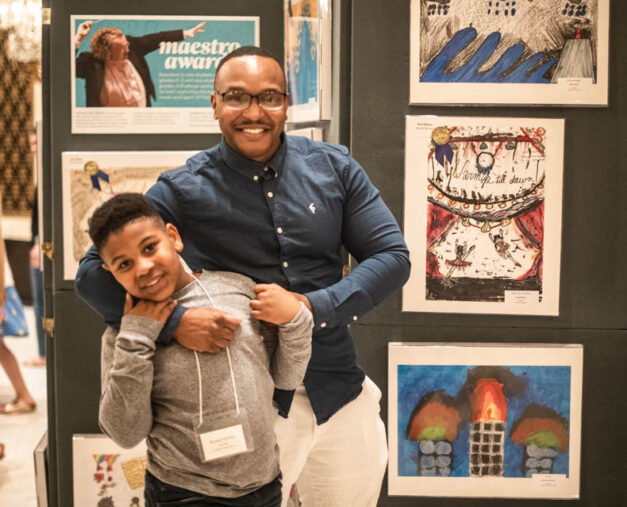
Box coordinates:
[250,284,301,325]
[174,307,242,353]
[123,293,176,325]
[287,290,312,312]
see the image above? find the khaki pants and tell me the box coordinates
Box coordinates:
[275,377,388,507]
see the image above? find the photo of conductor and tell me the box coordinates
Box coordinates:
[74,20,206,107]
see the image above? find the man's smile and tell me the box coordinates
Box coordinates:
[236,124,271,135]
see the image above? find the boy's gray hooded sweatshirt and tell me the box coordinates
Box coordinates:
[99,270,313,498]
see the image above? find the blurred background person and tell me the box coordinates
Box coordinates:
[0,194,36,414]
[24,125,45,367]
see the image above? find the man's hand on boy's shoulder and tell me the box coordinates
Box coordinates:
[173,307,242,353]
[250,283,305,325]
[123,293,176,325]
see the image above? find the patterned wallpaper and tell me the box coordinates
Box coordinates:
[0,29,34,216]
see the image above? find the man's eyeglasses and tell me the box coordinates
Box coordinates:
[215,90,287,111]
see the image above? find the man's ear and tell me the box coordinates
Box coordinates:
[282,92,290,121]
[166,223,184,252]
[210,92,218,119]
[101,262,111,273]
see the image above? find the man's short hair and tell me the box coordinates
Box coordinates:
[90,27,123,60]
[88,193,163,252]
[214,46,284,88]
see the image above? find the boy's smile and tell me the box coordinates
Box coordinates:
[100,217,192,301]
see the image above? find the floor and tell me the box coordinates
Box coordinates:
[0,306,47,507]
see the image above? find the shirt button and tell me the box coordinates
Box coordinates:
[253,175,259,181]
[264,166,269,172]
[320,322,327,328]
[283,261,288,268]
[267,192,274,198]
[274,173,278,178]
[352,315,358,321]
[277,227,283,234]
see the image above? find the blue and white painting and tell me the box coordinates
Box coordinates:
[409,0,609,105]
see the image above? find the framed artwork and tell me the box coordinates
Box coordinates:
[34,431,48,507]
[284,0,332,123]
[61,150,199,279]
[71,15,259,133]
[409,0,609,105]
[73,434,147,506]
[402,116,564,315]
[388,343,582,499]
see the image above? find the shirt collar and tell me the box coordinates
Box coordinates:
[220,133,287,182]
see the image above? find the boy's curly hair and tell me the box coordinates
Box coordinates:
[88,193,163,252]
[90,27,123,60]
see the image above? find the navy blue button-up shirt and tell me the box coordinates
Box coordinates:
[76,135,410,424]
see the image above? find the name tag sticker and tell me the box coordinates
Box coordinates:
[194,408,254,462]
[199,424,248,461]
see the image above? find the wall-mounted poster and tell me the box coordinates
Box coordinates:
[409,0,609,105]
[71,15,259,133]
[284,0,332,123]
[388,343,582,499]
[402,116,564,315]
[62,151,199,279]
[73,434,147,506]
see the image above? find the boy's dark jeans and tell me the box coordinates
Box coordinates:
[144,470,282,507]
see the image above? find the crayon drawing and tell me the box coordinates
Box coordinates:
[73,434,147,506]
[409,0,609,105]
[62,151,198,280]
[388,343,582,498]
[402,116,563,315]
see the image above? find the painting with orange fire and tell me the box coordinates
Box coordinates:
[388,344,582,498]
[402,116,564,316]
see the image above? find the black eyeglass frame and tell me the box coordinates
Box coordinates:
[214,90,288,110]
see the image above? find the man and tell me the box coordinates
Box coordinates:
[74,20,205,107]
[76,46,410,506]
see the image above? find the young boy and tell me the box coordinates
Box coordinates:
[88,193,312,506]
